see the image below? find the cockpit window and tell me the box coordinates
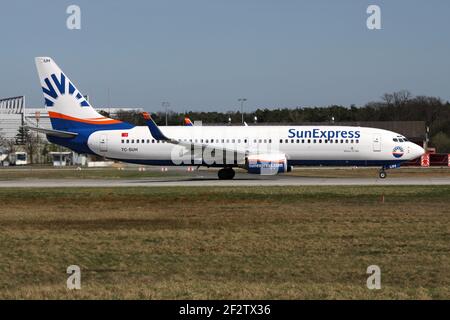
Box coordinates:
[393,138,398,142]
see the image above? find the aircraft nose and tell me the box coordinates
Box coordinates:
[410,143,425,159]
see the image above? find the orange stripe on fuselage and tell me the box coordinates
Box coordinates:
[48,112,122,125]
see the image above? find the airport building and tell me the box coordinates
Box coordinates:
[0,96,143,140]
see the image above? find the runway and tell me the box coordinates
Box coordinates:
[2,174,450,187]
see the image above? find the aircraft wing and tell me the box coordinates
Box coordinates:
[141,112,247,157]
[26,126,78,138]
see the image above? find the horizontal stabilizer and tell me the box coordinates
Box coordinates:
[26,126,78,138]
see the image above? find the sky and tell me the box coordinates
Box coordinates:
[1,0,450,112]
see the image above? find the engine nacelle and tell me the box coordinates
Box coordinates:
[245,153,292,175]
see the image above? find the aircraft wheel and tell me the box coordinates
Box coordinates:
[218,168,235,180]
[379,171,387,179]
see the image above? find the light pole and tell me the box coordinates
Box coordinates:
[162,101,170,126]
[238,98,247,124]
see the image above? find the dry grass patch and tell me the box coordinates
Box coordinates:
[0,186,449,299]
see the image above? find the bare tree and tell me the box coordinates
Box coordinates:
[392,90,412,107]
[381,93,394,106]
[24,134,39,164]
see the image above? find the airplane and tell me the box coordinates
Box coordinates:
[29,57,425,180]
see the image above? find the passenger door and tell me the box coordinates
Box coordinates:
[99,134,108,152]
[372,134,381,152]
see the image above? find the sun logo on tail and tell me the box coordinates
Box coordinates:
[42,73,90,108]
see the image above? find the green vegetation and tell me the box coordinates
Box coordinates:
[1,186,449,299]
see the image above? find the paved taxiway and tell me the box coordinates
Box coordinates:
[1,174,450,187]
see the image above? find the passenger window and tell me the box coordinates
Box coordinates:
[258,139,262,143]
[356,139,359,144]
[319,139,322,143]
[232,139,235,143]
[121,139,124,144]
[269,139,272,143]
[340,139,343,144]
[313,139,317,143]
[280,139,283,143]
[345,139,349,144]
[126,139,129,143]
[285,139,289,143]
[131,139,135,143]
[296,139,299,143]
[302,139,305,144]
[152,139,155,143]
[238,139,241,143]
[308,139,311,144]
[264,139,267,143]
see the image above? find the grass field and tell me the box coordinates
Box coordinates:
[1,186,450,299]
[0,167,183,180]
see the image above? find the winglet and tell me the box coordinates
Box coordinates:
[142,112,169,141]
[184,117,193,126]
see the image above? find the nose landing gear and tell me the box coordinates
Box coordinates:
[218,168,236,180]
[378,170,387,179]
[378,163,401,179]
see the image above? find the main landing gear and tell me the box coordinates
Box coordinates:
[218,168,235,180]
[378,169,387,179]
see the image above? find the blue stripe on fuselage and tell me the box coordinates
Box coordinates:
[107,159,405,167]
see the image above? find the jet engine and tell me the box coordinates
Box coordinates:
[245,153,292,175]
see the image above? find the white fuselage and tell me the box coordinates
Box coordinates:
[86,125,424,167]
